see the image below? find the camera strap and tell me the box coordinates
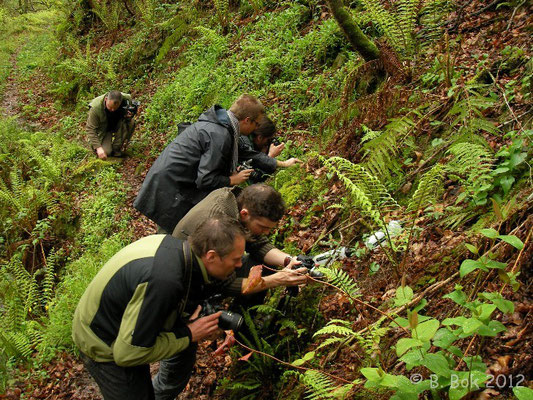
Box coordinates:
[178,241,194,316]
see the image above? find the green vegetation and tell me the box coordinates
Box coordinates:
[0,0,531,398]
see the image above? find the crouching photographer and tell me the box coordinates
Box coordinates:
[73,216,253,400]
[86,90,139,159]
[238,116,302,183]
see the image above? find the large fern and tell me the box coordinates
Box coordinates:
[320,155,399,226]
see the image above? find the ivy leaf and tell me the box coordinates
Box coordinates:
[497,234,524,250]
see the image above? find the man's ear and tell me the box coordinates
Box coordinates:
[204,249,218,263]
[239,208,249,220]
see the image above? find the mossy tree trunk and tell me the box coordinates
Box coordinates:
[326,0,380,62]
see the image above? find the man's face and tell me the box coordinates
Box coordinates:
[240,209,278,236]
[240,116,261,136]
[206,236,245,280]
[105,98,121,112]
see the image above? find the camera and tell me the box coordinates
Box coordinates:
[296,255,324,278]
[122,99,140,117]
[271,137,281,146]
[238,159,263,182]
[201,296,243,331]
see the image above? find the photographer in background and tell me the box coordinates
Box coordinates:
[73,216,269,400]
[238,115,302,183]
[86,90,138,159]
[173,184,309,306]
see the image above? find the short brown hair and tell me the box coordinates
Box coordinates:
[229,94,264,121]
[107,90,123,103]
[189,216,245,258]
[236,184,285,222]
[253,115,276,139]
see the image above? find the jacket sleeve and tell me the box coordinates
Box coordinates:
[111,280,192,367]
[195,130,232,189]
[246,235,275,262]
[238,137,277,174]
[86,107,103,149]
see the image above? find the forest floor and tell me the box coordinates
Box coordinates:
[1,0,532,399]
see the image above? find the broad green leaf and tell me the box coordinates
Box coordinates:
[361,367,383,382]
[447,345,463,358]
[399,349,424,370]
[513,386,533,400]
[477,304,497,321]
[460,259,483,277]
[414,319,440,342]
[442,316,468,326]
[395,286,414,306]
[485,259,507,269]
[465,243,478,254]
[463,318,483,335]
[497,234,524,250]
[480,228,499,239]
[444,289,467,306]
[396,338,423,356]
[477,320,506,337]
[433,328,458,349]
[499,175,515,194]
[479,292,514,313]
[291,351,315,366]
[424,353,451,377]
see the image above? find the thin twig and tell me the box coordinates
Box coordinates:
[233,336,353,384]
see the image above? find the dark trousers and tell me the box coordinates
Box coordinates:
[81,353,154,400]
[152,343,198,400]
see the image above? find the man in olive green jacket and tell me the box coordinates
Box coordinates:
[72,217,251,400]
[86,90,137,159]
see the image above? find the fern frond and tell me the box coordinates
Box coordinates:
[317,267,360,302]
[361,116,415,181]
[406,163,447,214]
[358,0,404,52]
[320,156,399,226]
[315,337,346,351]
[313,324,355,338]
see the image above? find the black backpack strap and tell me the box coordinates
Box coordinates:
[178,240,194,316]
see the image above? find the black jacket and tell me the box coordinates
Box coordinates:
[237,136,277,175]
[134,106,235,232]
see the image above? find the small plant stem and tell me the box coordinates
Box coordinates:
[500,225,532,294]
[456,334,477,370]
[232,336,353,384]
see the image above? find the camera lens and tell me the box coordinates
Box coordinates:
[219,310,243,331]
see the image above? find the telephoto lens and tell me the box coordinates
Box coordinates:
[218,310,243,331]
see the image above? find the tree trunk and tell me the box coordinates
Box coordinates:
[325,0,380,62]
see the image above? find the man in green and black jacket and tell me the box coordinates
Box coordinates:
[72,217,249,400]
[86,90,137,159]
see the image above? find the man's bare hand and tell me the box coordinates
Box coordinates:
[188,311,222,342]
[230,169,254,185]
[278,158,303,168]
[271,266,309,287]
[96,147,107,160]
[268,142,285,157]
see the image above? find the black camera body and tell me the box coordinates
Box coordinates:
[122,99,140,117]
[201,298,243,332]
[296,255,324,278]
[238,159,263,182]
[271,137,281,146]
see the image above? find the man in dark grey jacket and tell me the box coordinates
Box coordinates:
[134,94,264,233]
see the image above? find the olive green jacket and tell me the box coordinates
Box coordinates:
[172,187,275,294]
[86,92,132,149]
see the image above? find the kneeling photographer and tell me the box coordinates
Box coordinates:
[238,116,303,183]
[86,90,139,159]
